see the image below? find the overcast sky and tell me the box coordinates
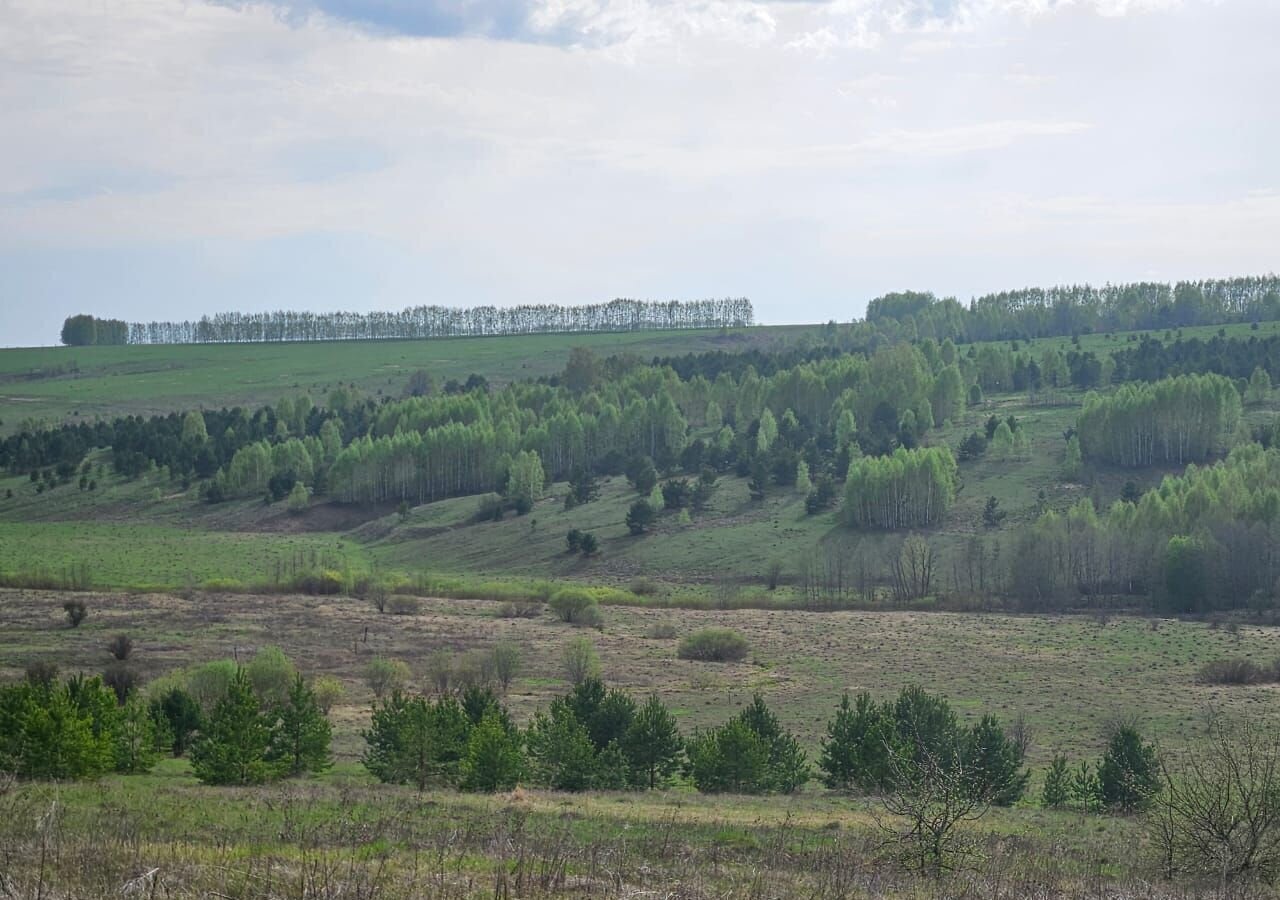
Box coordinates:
[0,0,1276,347]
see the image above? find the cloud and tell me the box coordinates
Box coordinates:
[0,0,1275,345]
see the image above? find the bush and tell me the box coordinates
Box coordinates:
[387,595,421,615]
[311,675,345,714]
[549,588,603,626]
[1099,724,1160,811]
[630,576,659,596]
[290,569,344,595]
[1197,658,1265,685]
[365,657,410,699]
[187,659,238,711]
[24,659,59,687]
[562,636,601,686]
[678,628,749,662]
[578,532,599,556]
[246,646,297,706]
[646,621,678,639]
[496,599,543,619]
[566,529,583,553]
[63,599,87,627]
[107,634,134,661]
[103,662,139,704]
[625,500,655,535]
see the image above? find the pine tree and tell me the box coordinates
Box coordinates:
[1041,754,1071,808]
[459,710,523,792]
[268,675,332,777]
[190,669,279,786]
[623,694,684,789]
[114,695,161,774]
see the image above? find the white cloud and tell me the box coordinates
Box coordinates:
[0,0,1275,343]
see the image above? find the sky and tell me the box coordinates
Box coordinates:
[0,0,1276,347]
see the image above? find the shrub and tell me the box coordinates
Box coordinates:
[24,659,59,687]
[187,659,238,711]
[630,576,659,596]
[365,657,410,699]
[311,675,345,714]
[1099,724,1160,811]
[490,641,522,692]
[549,588,602,626]
[102,662,139,704]
[246,646,297,706]
[496,599,543,619]
[107,634,134,661]
[150,686,203,755]
[1197,658,1265,685]
[578,532,599,556]
[291,569,344,595]
[63,599,87,627]
[566,529,583,553]
[1041,754,1071,808]
[646,621,678,639]
[562,636,601,686]
[678,628,749,662]
[626,500,655,535]
[387,595,421,615]
[459,710,524,792]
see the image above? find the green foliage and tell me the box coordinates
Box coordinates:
[114,695,162,775]
[187,660,238,712]
[843,446,957,529]
[623,694,684,789]
[549,588,602,626]
[0,679,115,779]
[819,692,894,792]
[1041,754,1071,808]
[677,627,749,662]
[268,675,332,777]
[688,694,808,794]
[459,710,523,792]
[246,646,297,706]
[525,699,599,791]
[963,714,1029,806]
[1077,373,1241,467]
[626,499,655,535]
[190,669,279,786]
[1098,725,1160,811]
[149,687,203,755]
[362,693,470,789]
[365,657,411,699]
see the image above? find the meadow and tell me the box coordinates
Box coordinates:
[0,324,815,434]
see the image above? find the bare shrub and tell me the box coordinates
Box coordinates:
[387,595,421,616]
[1198,658,1265,685]
[63,599,87,628]
[107,634,134,661]
[646,621,678,639]
[103,662,139,704]
[490,641,522,692]
[629,576,659,596]
[561,636,600,686]
[496,600,542,619]
[425,649,454,694]
[1154,715,1280,885]
[24,660,58,687]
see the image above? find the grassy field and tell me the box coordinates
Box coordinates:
[0,325,814,433]
[3,318,1276,436]
[0,768,1164,899]
[4,588,1276,767]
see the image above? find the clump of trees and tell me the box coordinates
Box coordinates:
[686,694,809,794]
[1077,373,1241,467]
[843,447,957,529]
[119,298,755,345]
[60,314,128,346]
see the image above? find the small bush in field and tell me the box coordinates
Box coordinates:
[496,600,543,619]
[108,634,134,661]
[387,595,421,615]
[1197,658,1265,685]
[549,588,602,627]
[25,660,59,687]
[678,628,749,662]
[64,599,87,627]
[630,576,659,596]
[646,621,678,639]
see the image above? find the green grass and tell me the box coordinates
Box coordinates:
[0,522,364,590]
[0,325,816,433]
